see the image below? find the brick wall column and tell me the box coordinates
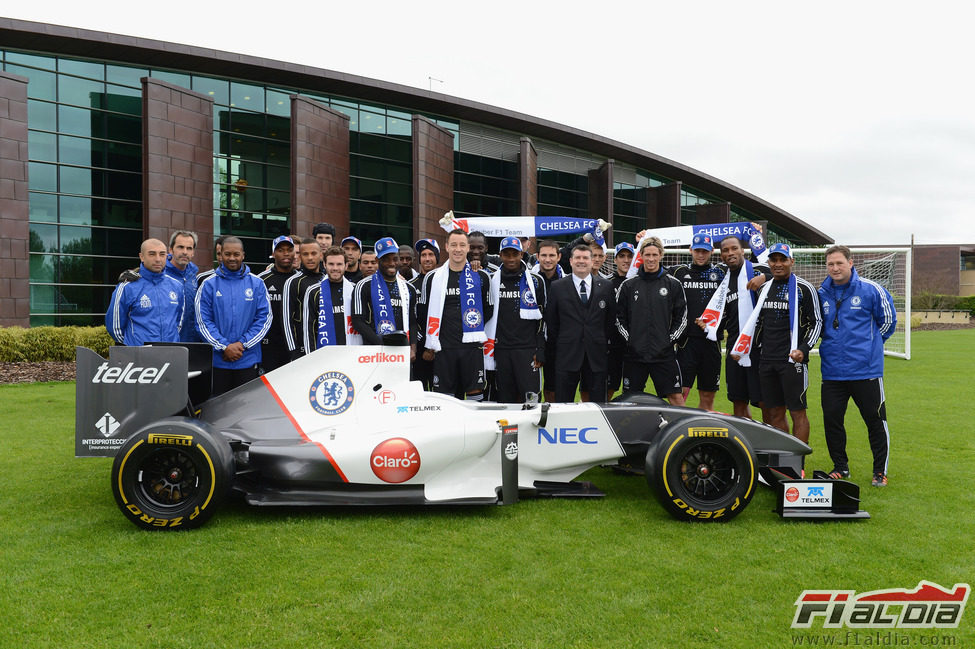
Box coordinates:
[587,159,614,245]
[412,115,455,243]
[142,78,214,258]
[291,96,350,239]
[519,137,537,217]
[0,72,30,327]
[647,182,682,228]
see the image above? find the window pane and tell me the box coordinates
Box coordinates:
[60,195,93,225]
[6,65,56,100]
[104,113,141,144]
[360,111,385,134]
[387,116,411,136]
[104,170,141,201]
[103,88,142,114]
[28,100,57,130]
[58,59,104,80]
[267,114,289,141]
[230,82,264,112]
[59,75,104,107]
[29,162,57,192]
[106,64,147,87]
[98,199,142,228]
[266,139,288,164]
[60,166,92,195]
[266,165,289,191]
[150,70,191,88]
[60,135,100,167]
[6,51,55,70]
[29,192,58,223]
[29,131,57,162]
[29,223,57,252]
[192,76,229,105]
[266,90,291,117]
[30,253,57,283]
[59,105,93,137]
[106,141,141,172]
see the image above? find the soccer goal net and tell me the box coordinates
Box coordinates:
[607,247,912,359]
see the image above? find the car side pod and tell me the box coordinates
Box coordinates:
[775,479,870,520]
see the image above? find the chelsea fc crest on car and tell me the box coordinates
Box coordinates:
[309,371,355,415]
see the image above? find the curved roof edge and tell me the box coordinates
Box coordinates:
[0,17,832,244]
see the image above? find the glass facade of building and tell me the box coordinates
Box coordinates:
[2,42,821,327]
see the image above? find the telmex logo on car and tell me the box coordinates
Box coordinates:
[91,362,170,384]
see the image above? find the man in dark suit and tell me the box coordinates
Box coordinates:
[544,244,617,403]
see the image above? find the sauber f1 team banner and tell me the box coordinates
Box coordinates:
[439,211,610,244]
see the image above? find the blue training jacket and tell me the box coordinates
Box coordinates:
[105,263,185,346]
[164,258,200,343]
[818,267,896,381]
[196,264,272,370]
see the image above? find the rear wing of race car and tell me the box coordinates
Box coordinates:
[75,345,206,457]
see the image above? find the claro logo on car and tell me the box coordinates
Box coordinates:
[370,438,421,483]
[91,362,170,384]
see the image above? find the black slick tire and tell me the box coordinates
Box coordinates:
[111,418,234,530]
[645,416,757,521]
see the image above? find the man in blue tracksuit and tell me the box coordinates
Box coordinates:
[164,230,201,342]
[818,245,897,487]
[196,236,272,396]
[106,238,185,346]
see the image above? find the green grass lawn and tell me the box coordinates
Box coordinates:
[2,330,973,649]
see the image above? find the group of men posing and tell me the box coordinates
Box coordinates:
[105,223,896,487]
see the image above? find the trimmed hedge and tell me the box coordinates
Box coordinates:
[0,327,114,362]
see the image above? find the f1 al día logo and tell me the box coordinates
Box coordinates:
[792,581,970,629]
[309,371,355,415]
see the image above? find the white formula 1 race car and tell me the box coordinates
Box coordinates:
[75,336,817,530]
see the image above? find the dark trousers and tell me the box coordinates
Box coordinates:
[495,347,540,404]
[555,354,606,404]
[212,365,261,397]
[821,378,890,475]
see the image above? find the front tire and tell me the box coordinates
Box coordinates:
[111,418,234,530]
[645,417,757,521]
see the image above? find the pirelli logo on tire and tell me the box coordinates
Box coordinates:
[146,433,194,446]
[687,427,729,438]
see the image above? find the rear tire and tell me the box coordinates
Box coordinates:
[111,418,234,530]
[645,417,756,521]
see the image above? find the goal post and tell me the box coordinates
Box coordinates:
[610,246,912,360]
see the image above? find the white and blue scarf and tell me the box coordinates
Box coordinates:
[424,263,486,351]
[701,260,755,343]
[483,267,541,370]
[304,278,361,352]
[732,274,798,367]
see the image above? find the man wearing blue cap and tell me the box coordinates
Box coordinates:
[732,242,822,443]
[667,233,725,410]
[258,235,298,372]
[342,236,364,283]
[352,237,418,353]
[484,237,547,403]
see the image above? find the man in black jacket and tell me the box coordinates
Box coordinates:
[545,244,616,403]
[282,239,324,358]
[615,236,687,405]
[488,237,547,403]
[258,235,297,372]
